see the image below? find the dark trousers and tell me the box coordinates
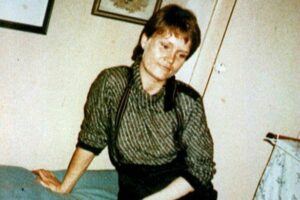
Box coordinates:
[116,159,217,200]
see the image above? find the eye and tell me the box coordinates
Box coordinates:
[160,42,169,49]
[178,53,187,59]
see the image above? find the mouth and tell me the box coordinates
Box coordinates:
[160,64,172,72]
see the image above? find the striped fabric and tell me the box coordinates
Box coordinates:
[77,61,215,185]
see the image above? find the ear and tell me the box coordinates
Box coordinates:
[140,33,149,49]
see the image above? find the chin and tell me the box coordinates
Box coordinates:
[154,74,171,82]
[145,65,173,82]
[156,70,174,80]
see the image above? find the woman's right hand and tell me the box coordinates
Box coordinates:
[32,148,95,195]
[32,169,67,194]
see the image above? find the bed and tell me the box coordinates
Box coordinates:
[0,165,118,200]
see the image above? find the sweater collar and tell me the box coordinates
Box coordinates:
[131,61,165,108]
[130,61,176,111]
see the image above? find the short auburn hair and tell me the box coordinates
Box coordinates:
[132,4,201,61]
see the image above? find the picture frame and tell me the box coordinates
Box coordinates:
[92,0,162,25]
[0,0,55,35]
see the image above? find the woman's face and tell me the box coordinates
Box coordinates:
[140,31,191,83]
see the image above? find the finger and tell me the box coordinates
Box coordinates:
[39,179,50,189]
[37,176,54,190]
[32,169,42,175]
[44,170,56,179]
[36,176,47,187]
[39,169,54,177]
[36,170,52,182]
[32,169,48,176]
[37,176,59,192]
[37,171,59,184]
[39,169,52,178]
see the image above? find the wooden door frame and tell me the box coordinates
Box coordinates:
[189,0,238,96]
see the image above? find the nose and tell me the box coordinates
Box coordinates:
[164,52,175,65]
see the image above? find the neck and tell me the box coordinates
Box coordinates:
[140,66,165,95]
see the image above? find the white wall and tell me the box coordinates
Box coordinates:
[199,0,300,199]
[1,0,299,199]
[0,0,216,170]
[0,0,142,170]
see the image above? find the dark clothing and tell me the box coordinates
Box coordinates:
[77,62,217,199]
[117,156,217,200]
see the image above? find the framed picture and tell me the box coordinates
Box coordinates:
[0,0,55,35]
[92,0,162,25]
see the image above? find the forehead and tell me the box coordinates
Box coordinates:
[152,29,191,51]
[154,28,190,43]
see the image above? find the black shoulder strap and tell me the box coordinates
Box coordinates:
[164,76,176,111]
[109,67,133,167]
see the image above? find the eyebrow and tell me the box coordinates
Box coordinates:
[160,39,190,54]
[176,47,190,54]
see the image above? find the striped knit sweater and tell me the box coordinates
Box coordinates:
[77,62,215,186]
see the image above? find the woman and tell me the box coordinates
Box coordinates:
[34,4,217,200]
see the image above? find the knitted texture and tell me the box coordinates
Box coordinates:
[78,62,215,185]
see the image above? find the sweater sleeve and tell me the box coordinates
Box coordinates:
[76,70,111,155]
[181,96,216,190]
